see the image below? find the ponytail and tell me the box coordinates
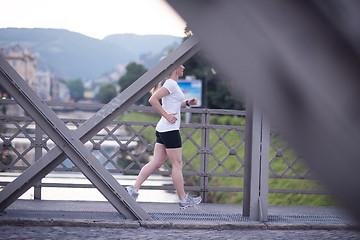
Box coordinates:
[150,56,169,94]
[150,79,165,95]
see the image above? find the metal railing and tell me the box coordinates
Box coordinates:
[0,100,327,203]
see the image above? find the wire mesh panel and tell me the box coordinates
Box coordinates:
[202,112,246,204]
[0,101,333,205]
[269,131,313,179]
[181,125,203,176]
[208,126,245,177]
[0,115,36,172]
[268,131,333,206]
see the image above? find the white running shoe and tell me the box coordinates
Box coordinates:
[179,194,202,209]
[125,185,139,201]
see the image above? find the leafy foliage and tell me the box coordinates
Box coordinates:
[182,51,244,109]
[182,30,244,110]
[96,83,117,104]
[118,62,150,105]
[67,79,84,102]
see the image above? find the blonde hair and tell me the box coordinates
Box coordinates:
[150,80,164,95]
[150,56,168,95]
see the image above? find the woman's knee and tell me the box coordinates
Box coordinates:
[155,161,164,169]
[166,148,183,168]
[171,159,183,169]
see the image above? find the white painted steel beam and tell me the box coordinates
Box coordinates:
[0,36,201,220]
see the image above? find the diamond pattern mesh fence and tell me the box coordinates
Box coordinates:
[0,102,332,204]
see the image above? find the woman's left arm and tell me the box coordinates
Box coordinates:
[182,98,198,107]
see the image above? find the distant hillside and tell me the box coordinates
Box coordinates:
[0,28,182,80]
[103,33,182,57]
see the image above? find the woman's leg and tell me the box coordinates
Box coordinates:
[133,143,167,191]
[166,147,186,201]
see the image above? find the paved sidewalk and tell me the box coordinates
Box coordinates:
[0,199,359,231]
[1,225,360,240]
[1,200,359,239]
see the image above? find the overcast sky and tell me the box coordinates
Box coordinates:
[0,0,186,39]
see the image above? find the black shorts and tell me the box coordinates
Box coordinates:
[156,130,182,149]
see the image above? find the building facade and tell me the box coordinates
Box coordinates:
[1,44,37,90]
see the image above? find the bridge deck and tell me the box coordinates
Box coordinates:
[0,199,358,230]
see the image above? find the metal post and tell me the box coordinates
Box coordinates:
[243,100,269,221]
[259,114,270,221]
[199,110,206,201]
[34,123,42,200]
[249,102,262,221]
[200,109,210,202]
[243,99,253,217]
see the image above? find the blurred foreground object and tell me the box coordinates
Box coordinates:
[168,0,360,220]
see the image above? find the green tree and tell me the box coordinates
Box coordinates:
[182,27,244,110]
[118,62,150,105]
[183,52,244,110]
[96,83,117,104]
[67,79,84,102]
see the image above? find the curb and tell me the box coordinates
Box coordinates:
[0,218,140,229]
[1,218,359,231]
[139,221,267,230]
[264,222,360,230]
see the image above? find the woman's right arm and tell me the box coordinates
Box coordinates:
[149,87,177,124]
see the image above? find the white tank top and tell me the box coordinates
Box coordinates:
[155,79,185,132]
